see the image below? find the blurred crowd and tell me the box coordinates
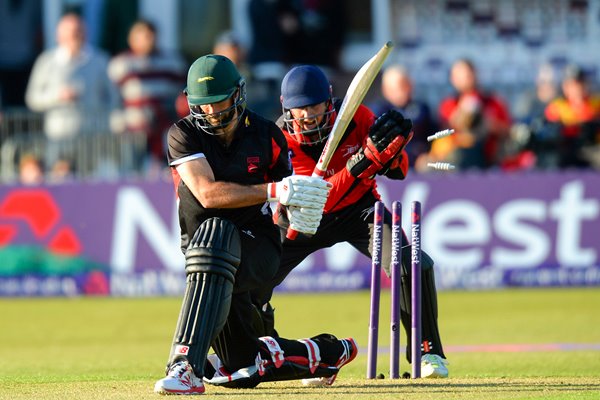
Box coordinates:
[370,59,600,173]
[2,5,600,186]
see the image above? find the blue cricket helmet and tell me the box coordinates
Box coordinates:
[280,65,335,145]
[281,65,331,109]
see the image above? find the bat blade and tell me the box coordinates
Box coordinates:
[313,41,394,177]
[287,41,394,239]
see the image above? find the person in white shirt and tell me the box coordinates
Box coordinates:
[25,13,118,167]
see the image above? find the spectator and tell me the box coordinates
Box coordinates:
[370,64,437,169]
[213,31,247,71]
[25,13,118,167]
[108,19,186,166]
[433,59,511,169]
[514,63,558,125]
[503,63,559,171]
[48,158,74,183]
[541,64,600,169]
[18,153,44,185]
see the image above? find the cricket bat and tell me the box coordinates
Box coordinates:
[287,41,395,239]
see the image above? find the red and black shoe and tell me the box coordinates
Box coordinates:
[302,337,358,386]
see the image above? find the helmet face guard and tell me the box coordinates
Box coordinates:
[280,65,334,145]
[282,101,335,145]
[189,80,246,135]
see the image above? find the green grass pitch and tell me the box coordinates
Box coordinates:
[1,287,599,399]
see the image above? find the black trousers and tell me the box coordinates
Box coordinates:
[211,226,280,371]
[210,225,345,372]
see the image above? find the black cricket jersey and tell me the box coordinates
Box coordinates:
[167,109,292,251]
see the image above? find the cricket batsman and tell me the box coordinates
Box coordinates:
[154,55,359,395]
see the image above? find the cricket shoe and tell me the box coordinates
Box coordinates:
[302,338,358,386]
[421,354,449,378]
[154,361,205,395]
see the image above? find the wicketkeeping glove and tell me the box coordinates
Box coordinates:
[346,110,413,179]
[267,176,332,208]
[378,151,408,180]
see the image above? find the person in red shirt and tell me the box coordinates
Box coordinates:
[542,64,600,168]
[251,65,449,381]
[108,19,186,165]
[433,58,511,170]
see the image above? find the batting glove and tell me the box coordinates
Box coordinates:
[286,205,324,235]
[267,176,332,208]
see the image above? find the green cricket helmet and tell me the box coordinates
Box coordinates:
[185,54,246,134]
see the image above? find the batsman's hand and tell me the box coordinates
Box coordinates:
[346,110,413,179]
[267,176,332,208]
[286,205,324,235]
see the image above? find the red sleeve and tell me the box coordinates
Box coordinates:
[286,104,380,213]
[321,105,377,212]
[438,97,458,126]
[322,168,360,211]
[487,96,512,125]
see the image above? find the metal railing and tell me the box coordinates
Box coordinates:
[0,108,152,183]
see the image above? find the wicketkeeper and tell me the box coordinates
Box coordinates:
[252,65,449,381]
[154,55,358,395]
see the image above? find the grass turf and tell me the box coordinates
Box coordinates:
[1,287,599,399]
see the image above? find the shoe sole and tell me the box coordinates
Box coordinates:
[154,384,206,395]
[421,364,449,379]
[155,388,205,395]
[422,370,448,379]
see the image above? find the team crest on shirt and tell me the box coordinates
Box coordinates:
[247,156,260,173]
[342,144,361,158]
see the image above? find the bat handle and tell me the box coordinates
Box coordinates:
[286,228,299,240]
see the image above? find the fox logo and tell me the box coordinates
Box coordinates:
[247,156,260,173]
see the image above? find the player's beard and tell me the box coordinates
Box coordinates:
[209,108,238,136]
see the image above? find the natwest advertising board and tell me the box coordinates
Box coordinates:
[0,171,599,296]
